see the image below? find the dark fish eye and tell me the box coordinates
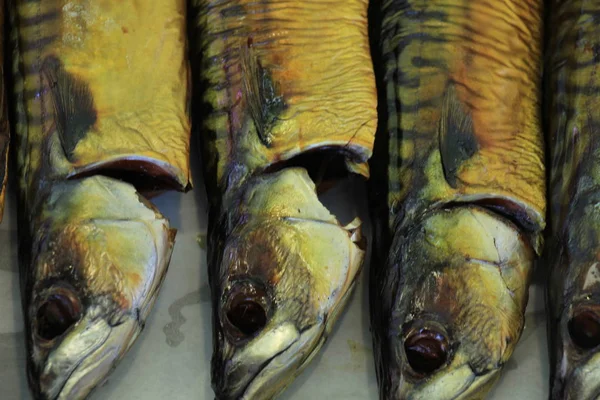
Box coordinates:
[36,290,82,341]
[568,310,600,349]
[224,282,270,339]
[227,298,267,336]
[404,328,449,375]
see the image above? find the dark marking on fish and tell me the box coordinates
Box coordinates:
[20,35,58,52]
[220,4,245,18]
[41,56,97,162]
[162,289,204,348]
[20,10,60,26]
[411,56,445,69]
[438,83,478,188]
[241,43,286,147]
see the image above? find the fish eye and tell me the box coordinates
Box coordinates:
[568,309,600,349]
[404,328,449,375]
[35,289,82,341]
[224,282,270,340]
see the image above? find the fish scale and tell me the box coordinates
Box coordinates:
[369,0,546,398]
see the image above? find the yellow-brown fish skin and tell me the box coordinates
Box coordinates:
[8,0,191,398]
[369,0,546,398]
[190,0,377,398]
[545,1,600,399]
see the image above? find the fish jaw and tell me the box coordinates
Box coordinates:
[210,168,364,400]
[372,206,534,400]
[23,176,175,399]
[35,313,139,400]
[552,326,600,400]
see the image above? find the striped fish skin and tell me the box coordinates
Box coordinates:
[369,1,545,398]
[9,0,190,398]
[546,1,600,399]
[190,0,376,398]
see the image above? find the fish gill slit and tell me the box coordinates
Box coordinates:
[440,197,538,240]
[261,148,367,226]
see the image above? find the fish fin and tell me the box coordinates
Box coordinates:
[240,41,286,147]
[41,56,97,161]
[438,83,478,188]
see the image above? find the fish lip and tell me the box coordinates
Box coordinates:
[402,364,500,400]
[559,352,600,400]
[381,336,502,400]
[33,324,112,400]
[213,338,296,400]
[32,315,140,400]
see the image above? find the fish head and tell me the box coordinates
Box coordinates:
[210,168,365,400]
[551,303,600,400]
[548,201,600,400]
[374,206,534,400]
[23,177,174,400]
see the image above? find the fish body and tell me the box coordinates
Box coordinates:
[0,0,10,221]
[545,1,600,399]
[190,1,377,398]
[369,1,546,398]
[9,1,191,398]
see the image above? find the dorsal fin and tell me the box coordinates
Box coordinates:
[41,56,97,161]
[240,40,286,147]
[438,83,478,188]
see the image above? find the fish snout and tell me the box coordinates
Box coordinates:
[212,355,252,400]
[212,323,323,400]
[31,315,140,400]
[560,355,600,400]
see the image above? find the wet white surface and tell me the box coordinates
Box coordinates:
[0,164,549,399]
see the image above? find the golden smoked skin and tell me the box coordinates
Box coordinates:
[13,0,191,199]
[198,0,377,193]
[383,0,545,232]
[192,1,377,399]
[9,1,191,398]
[370,1,546,399]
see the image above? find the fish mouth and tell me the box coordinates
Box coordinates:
[213,323,323,400]
[556,351,600,400]
[32,314,140,400]
[381,323,504,400]
[390,363,501,400]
